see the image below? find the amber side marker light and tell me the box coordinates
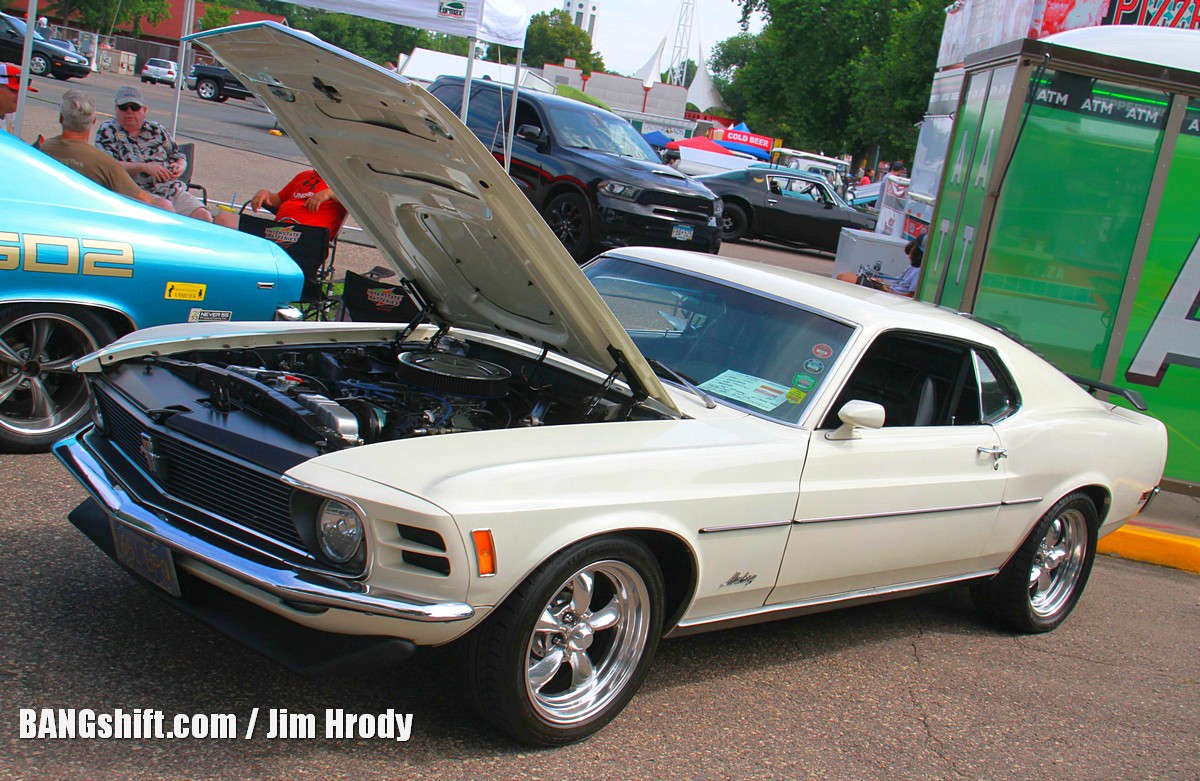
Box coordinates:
[472,529,497,577]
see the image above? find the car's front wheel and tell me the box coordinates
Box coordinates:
[720,202,748,242]
[0,306,116,453]
[196,79,220,100]
[543,192,592,263]
[466,536,664,745]
[29,54,50,77]
[971,492,1098,633]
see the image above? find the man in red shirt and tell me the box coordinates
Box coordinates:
[249,169,347,233]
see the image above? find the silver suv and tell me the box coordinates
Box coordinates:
[140,58,178,86]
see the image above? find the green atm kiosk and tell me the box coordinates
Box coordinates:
[921,28,1200,492]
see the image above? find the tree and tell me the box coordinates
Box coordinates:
[199,4,235,33]
[44,0,169,37]
[522,10,603,75]
[721,0,945,160]
[280,9,432,66]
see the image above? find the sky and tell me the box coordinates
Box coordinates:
[524,0,765,77]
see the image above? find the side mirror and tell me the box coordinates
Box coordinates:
[516,124,542,141]
[825,400,885,440]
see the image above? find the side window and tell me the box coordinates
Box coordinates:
[467,86,505,145]
[514,100,540,136]
[821,331,976,429]
[974,350,1018,423]
[430,83,463,114]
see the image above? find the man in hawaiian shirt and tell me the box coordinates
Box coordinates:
[95,85,237,228]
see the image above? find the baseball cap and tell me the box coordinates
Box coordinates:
[114,85,145,108]
[0,63,37,93]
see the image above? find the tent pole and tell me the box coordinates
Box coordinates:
[13,0,39,138]
[504,47,523,175]
[170,0,196,138]
[459,36,476,124]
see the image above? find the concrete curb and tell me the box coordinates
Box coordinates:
[1098,526,1200,574]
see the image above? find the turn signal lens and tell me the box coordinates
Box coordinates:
[472,529,496,577]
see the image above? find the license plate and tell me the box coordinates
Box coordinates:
[671,225,694,241]
[112,521,181,597]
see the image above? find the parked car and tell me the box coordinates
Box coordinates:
[56,23,1168,747]
[0,130,303,452]
[698,166,876,252]
[185,62,252,101]
[429,75,722,263]
[0,12,90,79]
[140,57,178,85]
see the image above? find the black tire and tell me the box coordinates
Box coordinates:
[0,305,117,453]
[465,536,664,745]
[196,79,221,101]
[542,192,593,264]
[971,492,1098,633]
[720,202,748,242]
[29,54,50,77]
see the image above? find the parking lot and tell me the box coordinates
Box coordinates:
[3,70,1198,781]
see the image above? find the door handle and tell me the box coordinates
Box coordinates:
[767,198,779,205]
[977,445,1008,469]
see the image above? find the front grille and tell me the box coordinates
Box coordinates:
[638,190,714,221]
[95,387,304,550]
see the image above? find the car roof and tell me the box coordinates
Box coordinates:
[600,246,1009,344]
[433,75,612,114]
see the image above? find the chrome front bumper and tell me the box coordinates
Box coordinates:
[55,433,475,623]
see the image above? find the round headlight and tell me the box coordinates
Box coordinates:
[316,499,363,563]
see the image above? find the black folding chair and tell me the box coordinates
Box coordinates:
[239,207,339,320]
[338,270,420,323]
[176,142,208,205]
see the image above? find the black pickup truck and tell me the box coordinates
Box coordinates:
[185,63,253,102]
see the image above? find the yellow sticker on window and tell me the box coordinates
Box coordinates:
[165,282,206,301]
[786,388,807,404]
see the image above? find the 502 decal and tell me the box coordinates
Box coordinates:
[0,232,134,278]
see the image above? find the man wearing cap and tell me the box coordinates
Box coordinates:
[0,63,33,134]
[40,90,172,212]
[95,85,236,227]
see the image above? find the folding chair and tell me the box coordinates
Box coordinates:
[238,206,339,320]
[338,270,420,323]
[176,142,208,205]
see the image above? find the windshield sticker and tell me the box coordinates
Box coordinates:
[813,343,834,359]
[803,358,825,374]
[699,370,791,412]
[792,373,818,390]
[786,388,807,404]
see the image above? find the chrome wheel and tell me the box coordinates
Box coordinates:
[1028,508,1087,619]
[466,536,664,744]
[196,79,219,100]
[971,491,1097,633]
[524,560,652,726]
[0,308,113,452]
[29,54,50,76]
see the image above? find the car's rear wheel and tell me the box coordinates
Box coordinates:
[971,492,1098,633]
[543,192,592,263]
[196,79,220,101]
[720,202,748,242]
[465,536,664,745]
[29,54,50,77]
[0,305,116,453]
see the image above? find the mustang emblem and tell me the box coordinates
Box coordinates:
[721,571,758,587]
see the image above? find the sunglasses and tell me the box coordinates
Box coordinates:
[117,103,143,111]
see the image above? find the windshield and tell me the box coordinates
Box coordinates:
[8,16,46,41]
[587,257,854,424]
[547,105,658,162]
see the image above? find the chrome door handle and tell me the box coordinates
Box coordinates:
[767,198,778,204]
[978,445,1008,469]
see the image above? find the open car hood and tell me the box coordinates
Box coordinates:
[187,22,677,414]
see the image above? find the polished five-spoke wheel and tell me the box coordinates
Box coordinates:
[972,492,1098,633]
[525,561,653,726]
[466,536,664,745]
[0,306,115,453]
